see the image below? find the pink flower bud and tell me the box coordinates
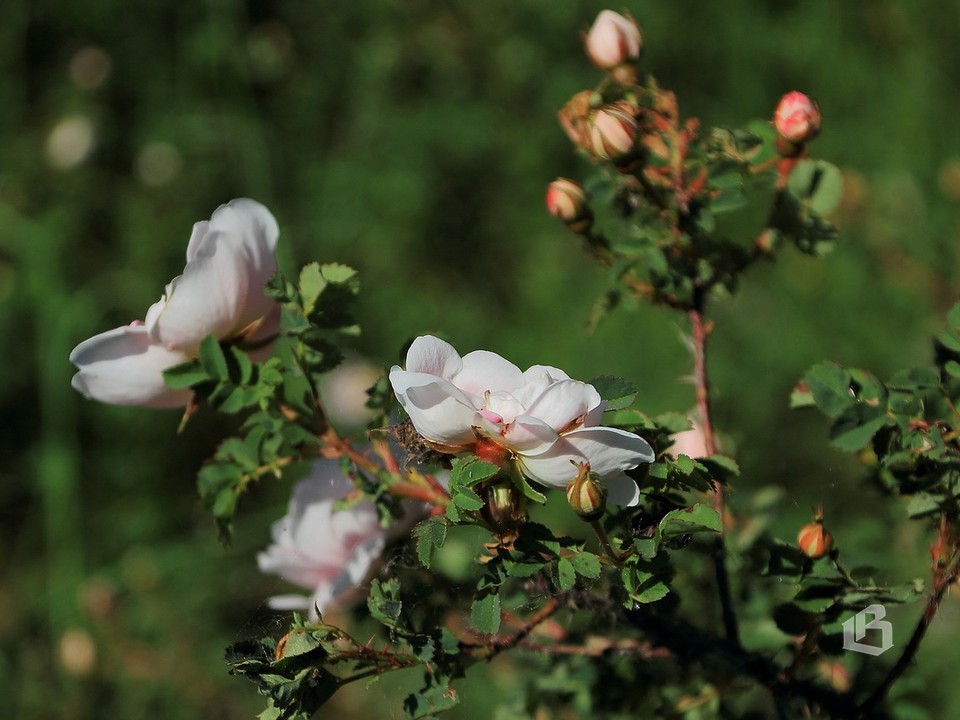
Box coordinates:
[774,91,821,145]
[546,178,592,234]
[585,10,643,71]
[589,104,639,164]
[566,465,607,522]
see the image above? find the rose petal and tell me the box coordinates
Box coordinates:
[453,350,524,396]
[69,324,192,408]
[403,335,463,379]
[519,426,653,488]
[390,369,480,446]
[522,379,602,431]
[602,472,641,507]
[150,199,279,351]
[503,415,559,454]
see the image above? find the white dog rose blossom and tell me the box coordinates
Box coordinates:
[69,198,280,408]
[257,460,386,620]
[389,335,654,506]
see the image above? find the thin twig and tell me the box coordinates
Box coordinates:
[689,302,740,647]
[857,516,960,715]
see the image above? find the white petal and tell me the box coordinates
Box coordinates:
[265,594,313,611]
[69,324,192,408]
[512,365,570,407]
[453,350,524,396]
[150,199,279,351]
[403,335,462,378]
[602,472,641,507]
[563,426,655,475]
[523,379,602,431]
[503,415,559,454]
[519,427,653,488]
[390,368,479,446]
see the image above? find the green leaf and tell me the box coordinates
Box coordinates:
[801,362,852,418]
[945,360,960,379]
[412,519,447,567]
[588,375,638,411]
[828,404,892,452]
[556,557,576,592]
[948,301,960,329]
[659,503,722,539]
[787,159,843,216]
[298,262,327,315]
[888,367,940,391]
[452,489,484,512]
[571,552,602,579]
[163,360,210,389]
[450,456,500,487]
[368,579,402,631]
[469,593,501,634]
[198,335,229,381]
[906,493,941,518]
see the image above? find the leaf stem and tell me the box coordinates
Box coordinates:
[590,520,629,564]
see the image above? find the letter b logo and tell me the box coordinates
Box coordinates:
[842,604,893,656]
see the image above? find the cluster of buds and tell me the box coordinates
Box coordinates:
[797,505,833,559]
[773,91,821,158]
[584,10,643,85]
[545,178,592,234]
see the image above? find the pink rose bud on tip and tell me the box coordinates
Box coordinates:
[546,178,592,234]
[585,10,643,71]
[774,91,821,146]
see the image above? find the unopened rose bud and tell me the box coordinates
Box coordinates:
[773,91,821,155]
[566,465,607,522]
[546,178,593,234]
[483,483,526,531]
[585,10,643,76]
[797,521,833,559]
[589,103,640,169]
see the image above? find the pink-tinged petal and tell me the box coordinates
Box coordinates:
[602,472,641,507]
[69,325,192,408]
[482,390,525,425]
[581,399,608,428]
[403,335,463,379]
[562,426,655,476]
[389,368,480,446]
[453,350,524,396]
[503,415,559,454]
[149,234,251,351]
[523,379,602,431]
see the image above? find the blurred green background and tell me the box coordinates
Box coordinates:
[2,0,960,717]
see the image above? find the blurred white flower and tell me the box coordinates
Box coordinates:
[319,358,381,429]
[68,46,112,90]
[389,335,654,506]
[70,198,280,408]
[258,460,385,619]
[46,115,95,170]
[135,142,183,187]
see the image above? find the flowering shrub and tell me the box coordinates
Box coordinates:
[66,8,960,720]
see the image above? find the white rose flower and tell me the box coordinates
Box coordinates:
[389,335,654,506]
[258,460,386,620]
[70,198,280,408]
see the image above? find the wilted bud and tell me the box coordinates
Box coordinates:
[546,178,593,234]
[797,521,833,559]
[566,464,607,522]
[773,91,821,152]
[589,103,639,168]
[585,10,643,74]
